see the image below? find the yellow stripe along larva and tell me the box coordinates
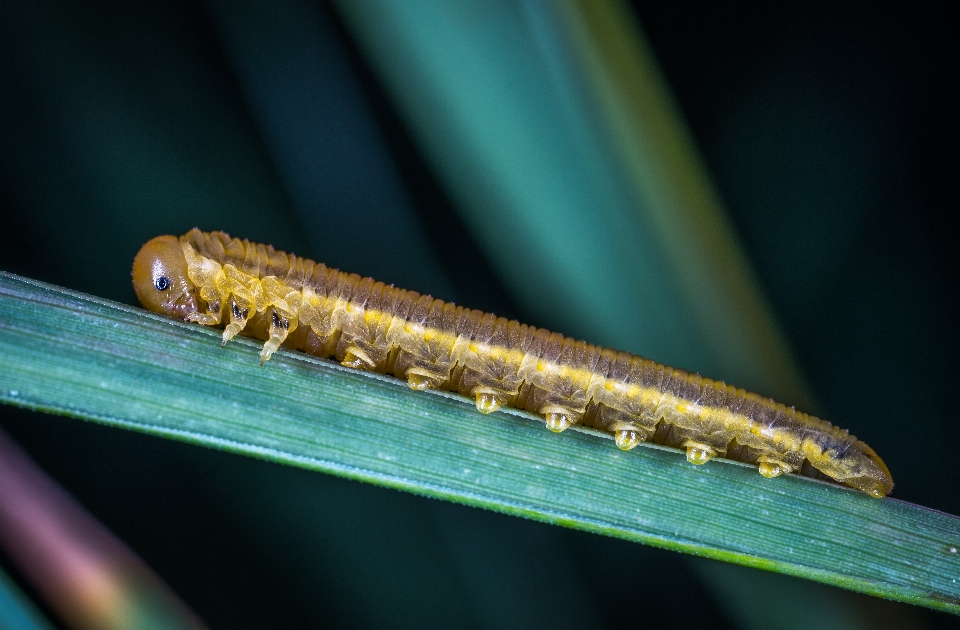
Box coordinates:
[132,229,893,497]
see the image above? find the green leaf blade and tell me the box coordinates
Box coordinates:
[1,271,958,614]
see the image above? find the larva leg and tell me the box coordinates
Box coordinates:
[187,262,259,336]
[609,421,654,451]
[260,309,294,365]
[341,346,377,370]
[757,457,794,478]
[400,354,455,391]
[182,266,226,326]
[590,407,658,451]
[336,285,395,372]
[180,244,226,327]
[519,375,588,433]
[185,296,223,326]
[222,298,252,345]
[257,276,302,364]
[679,428,735,465]
[517,337,596,435]
[385,297,460,392]
[540,404,579,433]
[472,386,508,414]
[615,430,642,450]
[460,376,518,415]
[405,367,445,391]
[683,441,718,465]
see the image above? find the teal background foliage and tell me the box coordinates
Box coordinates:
[1,2,957,628]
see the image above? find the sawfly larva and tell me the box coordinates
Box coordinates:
[132,229,893,497]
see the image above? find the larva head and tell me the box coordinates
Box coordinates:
[840,441,894,498]
[132,235,198,319]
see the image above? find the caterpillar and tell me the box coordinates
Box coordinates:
[132,229,893,497]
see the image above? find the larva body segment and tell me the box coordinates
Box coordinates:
[132,230,894,497]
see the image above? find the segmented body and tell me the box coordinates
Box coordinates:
[132,230,893,497]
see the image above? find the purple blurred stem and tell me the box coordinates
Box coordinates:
[0,427,207,630]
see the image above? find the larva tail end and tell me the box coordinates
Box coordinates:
[843,441,894,498]
[132,235,198,319]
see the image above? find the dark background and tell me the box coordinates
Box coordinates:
[1,2,957,628]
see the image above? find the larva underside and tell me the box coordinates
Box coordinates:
[132,229,893,497]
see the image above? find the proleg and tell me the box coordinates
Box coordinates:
[132,230,894,497]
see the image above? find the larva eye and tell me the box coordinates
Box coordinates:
[155,276,171,291]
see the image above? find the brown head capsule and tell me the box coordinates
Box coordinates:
[132,235,198,319]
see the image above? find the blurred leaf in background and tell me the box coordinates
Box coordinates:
[1,564,56,630]
[0,428,207,630]
[0,1,956,629]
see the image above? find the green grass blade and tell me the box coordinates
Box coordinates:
[1,271,958,615]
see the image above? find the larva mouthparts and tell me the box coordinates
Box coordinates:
[132,229,894,497]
